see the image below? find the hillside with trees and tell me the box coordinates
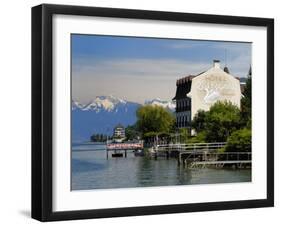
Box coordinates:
[90,133,111,142]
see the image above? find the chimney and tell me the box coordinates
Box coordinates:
[213,60,220,68]
[224,66,230,73]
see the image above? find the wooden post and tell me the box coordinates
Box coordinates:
[106,149,108,159]
[178,153,181,165]
[166,151,170,159]
[125,150,127,158]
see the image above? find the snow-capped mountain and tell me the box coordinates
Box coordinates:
[72,96,175,142]
[81,95,127,112]
[72,96,140,142]
[145,98,175,111]
[72,100,85,110]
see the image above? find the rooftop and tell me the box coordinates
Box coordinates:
[173,60,246,100]
[114,123,125,129]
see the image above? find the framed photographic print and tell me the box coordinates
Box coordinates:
[32,4,274,221]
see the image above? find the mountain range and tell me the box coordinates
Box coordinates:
[72,96,175,142]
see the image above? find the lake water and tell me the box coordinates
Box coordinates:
[72,143,251,190]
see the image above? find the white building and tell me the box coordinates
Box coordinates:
[173,60,243,129]
[113,124,126,142]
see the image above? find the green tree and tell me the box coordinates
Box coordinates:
[90,133,108,142]
[125,124,140,141]
[205,101,242,142]
[188,131,207,143]
[224,128,251,153]
[192,110,207,133]
[191,101,242,142]
[136,105,175,137]
[90,134,96,142]
[241,68,252,128]
[178,128,190,143]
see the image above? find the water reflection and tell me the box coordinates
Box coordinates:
[72,159,106,173]
[71,144,251,190]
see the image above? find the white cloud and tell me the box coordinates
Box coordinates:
[72,56,250,103]
[72,58,210,103]
[73,58,210,79]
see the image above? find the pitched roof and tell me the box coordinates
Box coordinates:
[114,123,125,129]
[173,72,205,100]
[173,75,194,100]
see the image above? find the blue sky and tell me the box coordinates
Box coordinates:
[72,34,251,104]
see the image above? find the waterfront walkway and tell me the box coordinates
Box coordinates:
[151,142,251,169]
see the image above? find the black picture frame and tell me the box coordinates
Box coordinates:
[32,4,274,222]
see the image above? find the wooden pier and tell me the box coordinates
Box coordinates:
[151,142,251,169]
[106,142,143,158]
[152,142,226,160]
[188,160,251,169]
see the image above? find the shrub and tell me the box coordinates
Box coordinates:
[224,128,251,153]
[192,101,242,142]
[188,131,206,143]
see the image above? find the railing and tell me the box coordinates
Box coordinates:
[106,142,143,150]
[182,151,252,161]
[151,142,251,169]
[106,142,144,159]
[181,151,252,168]
[155,142,226,152]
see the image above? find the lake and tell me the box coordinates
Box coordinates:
[72,143,251,190]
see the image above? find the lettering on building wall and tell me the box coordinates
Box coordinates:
[196,74,237,105]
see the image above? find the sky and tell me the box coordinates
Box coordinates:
[72,34,251,104]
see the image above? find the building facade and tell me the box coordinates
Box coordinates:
[173,60,243,129]
[113,124,125,138]
[172,76,194,128]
